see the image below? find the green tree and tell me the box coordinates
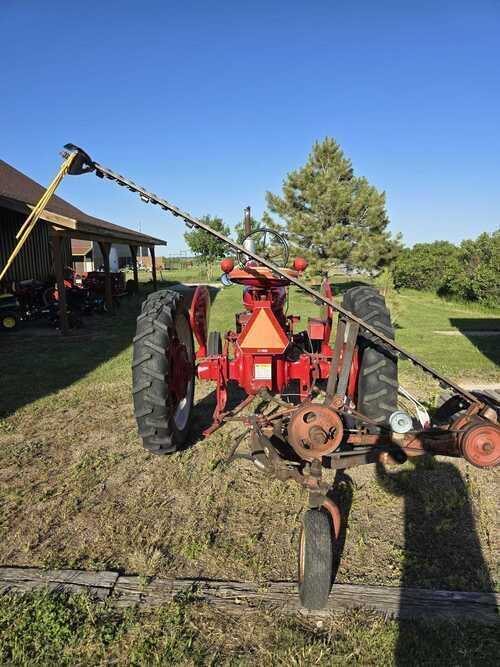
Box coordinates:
[392,232,499,306]
[184,215,230,278]
[393,241,460,291]
[265,137,401,274]
[438,231,500,306]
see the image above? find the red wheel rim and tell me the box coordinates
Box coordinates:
[167,312,194,431]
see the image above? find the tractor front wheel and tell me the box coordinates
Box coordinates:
[298,508,334,609]
[133,290,195,454]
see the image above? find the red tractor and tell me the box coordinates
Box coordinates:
[131,226,499,609]
[17,145,498,610]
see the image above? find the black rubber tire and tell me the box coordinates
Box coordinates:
[342,286,398,429]
[132,290,195,455]
[298,508,334,609]
[207,331,222,356]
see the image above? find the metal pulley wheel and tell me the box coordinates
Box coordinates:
[287,404,344,461]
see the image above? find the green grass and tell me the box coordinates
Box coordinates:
[1,591,497,666]
[0,272,498,664]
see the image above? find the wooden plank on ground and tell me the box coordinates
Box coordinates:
[113,576,500,624]
[0,568,498,623]
[0,567,118,601]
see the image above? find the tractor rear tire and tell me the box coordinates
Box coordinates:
[133,290,195,455]
[342,286,398,429]
[298,508,334,609]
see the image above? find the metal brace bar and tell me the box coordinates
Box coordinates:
[334,320,360,403]
[326,316,346,401]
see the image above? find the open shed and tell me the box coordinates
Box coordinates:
[0,158,166,333]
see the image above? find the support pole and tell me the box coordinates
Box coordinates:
[52,234,69,335]
[98,241,113,311]
[129,245,139,292]
[149,246,157,292]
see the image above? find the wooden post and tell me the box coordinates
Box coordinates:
[149,246,157,292]
[52,234,69,335]
[98,241,113,312]
[129,245,139,291]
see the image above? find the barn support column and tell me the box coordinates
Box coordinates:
[52,234,69,335]
[98,241,113,312]
[149,246,157,292]
[129,245,139,292]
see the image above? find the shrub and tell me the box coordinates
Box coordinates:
[393,232,499,306]
[393,241,459,291]
[438,231,500,306]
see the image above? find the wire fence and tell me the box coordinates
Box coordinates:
[160,252,201,270]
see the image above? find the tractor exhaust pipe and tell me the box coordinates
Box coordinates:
[242,206,256,255]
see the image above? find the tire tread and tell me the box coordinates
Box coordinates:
[132,289,193,455]
[343,286,398,428]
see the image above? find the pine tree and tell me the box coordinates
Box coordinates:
[265,137,401,274]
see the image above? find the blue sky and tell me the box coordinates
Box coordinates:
[1,1,499,253]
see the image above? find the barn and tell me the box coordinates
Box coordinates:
[0,158,166,331]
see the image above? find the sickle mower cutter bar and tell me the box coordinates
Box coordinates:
[37,145,500,608]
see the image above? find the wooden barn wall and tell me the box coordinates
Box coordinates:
[0,207,71,282]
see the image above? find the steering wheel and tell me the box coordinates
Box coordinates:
[237,227,289,268]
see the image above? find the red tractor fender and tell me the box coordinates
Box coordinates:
[189,285,211,358]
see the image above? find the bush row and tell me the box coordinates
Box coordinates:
[392,231,499,306]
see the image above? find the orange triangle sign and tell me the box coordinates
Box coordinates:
[239,308,289,352]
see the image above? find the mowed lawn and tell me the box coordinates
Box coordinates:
[0,273,498,664]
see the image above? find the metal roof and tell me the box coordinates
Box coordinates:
[0,159,166,246]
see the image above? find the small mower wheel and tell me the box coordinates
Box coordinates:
[343,286,398,429]
[298,508,334,609]
[133,289,195,455]
[207,331,222,356]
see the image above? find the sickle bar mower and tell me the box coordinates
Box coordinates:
[27,145,500,609]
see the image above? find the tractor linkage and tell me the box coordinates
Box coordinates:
[25,144,500,609]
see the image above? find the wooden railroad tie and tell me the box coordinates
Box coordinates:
[0,567,498,624]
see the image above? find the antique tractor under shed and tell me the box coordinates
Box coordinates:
[5,144,498,610]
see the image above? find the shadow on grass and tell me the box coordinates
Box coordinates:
[449,317,500,369]
[328,470,354,583]
[0,283,220,419]
[185,382,248,447]
[376,456,497,665]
